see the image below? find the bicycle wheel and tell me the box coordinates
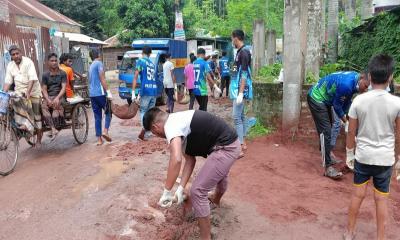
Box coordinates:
[0,124,18,176]
[25,134,37,147]
[72,103,89,144]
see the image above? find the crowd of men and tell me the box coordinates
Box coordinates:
[2,28,400,240]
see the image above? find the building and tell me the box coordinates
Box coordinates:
[374,0,400,12]
[8,0,81,33]
[102,31,131,71]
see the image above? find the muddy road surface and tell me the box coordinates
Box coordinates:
[0,96,399,240]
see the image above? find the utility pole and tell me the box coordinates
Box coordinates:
[282,0,308,135]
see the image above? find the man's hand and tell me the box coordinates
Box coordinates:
[53,97,60,107]
[236,92,244,104]
[106,90,113,100]
[346,148,355,170]
[213,84,222,99]
[395,160,400,182]
[158,188,174,208]
[174,185,185,205]
[25,91,31,100]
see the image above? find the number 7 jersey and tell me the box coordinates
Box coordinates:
[135,57,157,97]
[193,57,212,96]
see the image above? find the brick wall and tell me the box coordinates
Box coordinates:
[103,47,130,71]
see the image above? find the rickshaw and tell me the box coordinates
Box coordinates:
[0,91,90,176]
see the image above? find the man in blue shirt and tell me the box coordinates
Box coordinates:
[193,48,221,111]
[132,46,157,140]
[218,51,230,97]
[307,71,369,179]
[89,49,113,145]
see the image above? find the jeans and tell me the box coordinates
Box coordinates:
[195,95,208,111]
[165,88,175,113]
[140,95,156,126]
[307,95,333,167]
[188,89,195,110]
[330,108,342,149]
[232,101,248,144]
[90,96,111,137]
[221,76,231,97]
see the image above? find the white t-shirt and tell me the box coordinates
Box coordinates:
[164,110,195,144]
[348,89,400,166]
[163,60,175,88]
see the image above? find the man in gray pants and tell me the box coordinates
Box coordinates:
[143,108,240,240]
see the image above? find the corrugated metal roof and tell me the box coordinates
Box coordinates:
[54,31,108,45]
[8,0,82,27]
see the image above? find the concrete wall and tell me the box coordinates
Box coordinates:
[103,47,130,71]
[15,15,80,33]
[252,82,343,146]
[0,0,9,22]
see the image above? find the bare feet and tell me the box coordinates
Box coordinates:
[138,129,146,141]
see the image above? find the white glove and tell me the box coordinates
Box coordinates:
[344,121,349,133]
[131,90,136,101]
[395,160,400,182]
[213,84,222,98]
[106,90,113,100]
[175,185,185,205]
[346,148,355,170]
[158,188,174,208]
[236,92,244,104]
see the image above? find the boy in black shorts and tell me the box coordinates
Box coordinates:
[345,54,400,240]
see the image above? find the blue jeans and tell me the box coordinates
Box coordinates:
[330,108,342,148]
[140,95,156,126]
[165,88,175,113]
[90,96,111,137]
[232,101,248,144]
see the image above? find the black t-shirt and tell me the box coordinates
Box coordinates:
[165,110,238,157]
[186,111,238,157]
[234,46,251,73]
[42,70,67,97]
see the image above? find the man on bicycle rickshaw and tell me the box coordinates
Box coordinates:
[3,45,43,146]
[41,53,67,139]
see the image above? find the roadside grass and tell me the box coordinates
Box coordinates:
[247,120,274,140]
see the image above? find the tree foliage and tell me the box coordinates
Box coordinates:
[117,0,175,44]
[40,0,104,39]
[183,0,284,38]
[341,11,400,78]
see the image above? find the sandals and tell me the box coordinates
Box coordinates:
[102,134,112,142]
[324,166,343,180]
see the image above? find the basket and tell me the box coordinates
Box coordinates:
[0,90,10,115]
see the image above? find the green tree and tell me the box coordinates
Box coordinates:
[40,0,104,39]
[98,0,128,38]
[118,0,175,43]
[183,0,284,38]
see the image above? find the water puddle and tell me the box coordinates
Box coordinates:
[73,159,129,196]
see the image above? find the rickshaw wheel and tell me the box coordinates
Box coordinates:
[72,103,89,144]
[0,124,19,176]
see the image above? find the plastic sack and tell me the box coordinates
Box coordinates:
[179,88,190,105]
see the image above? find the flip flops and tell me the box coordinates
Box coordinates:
[102,134,112,142]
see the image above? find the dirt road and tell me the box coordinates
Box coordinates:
[0,96,399,240]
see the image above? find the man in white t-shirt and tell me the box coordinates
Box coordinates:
[143,108,240,240]
[344,54,400,240]
[163,54,176,113]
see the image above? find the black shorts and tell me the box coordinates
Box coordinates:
[354,160,393,195]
